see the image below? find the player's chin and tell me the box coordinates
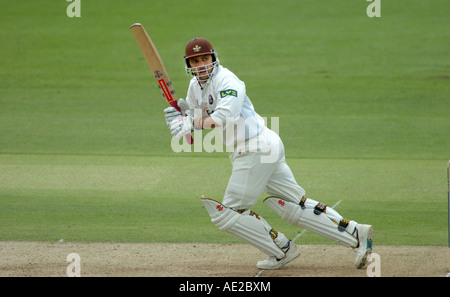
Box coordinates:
[197,74,209,81]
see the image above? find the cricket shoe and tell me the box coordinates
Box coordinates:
[354,224,374,269]
[256,241,300,270]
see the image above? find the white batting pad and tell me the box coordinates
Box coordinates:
[264,197,358,248]
[201,196,286,259]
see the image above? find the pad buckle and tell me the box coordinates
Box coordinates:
[313,203,327,215]
[338,218,350,232]
[269,229,279,240]
[299,196,307,209]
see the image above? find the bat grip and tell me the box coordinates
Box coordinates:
[169,100,182,113]
[170,100,194,145]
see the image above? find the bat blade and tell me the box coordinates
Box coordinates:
[130,23,193,144]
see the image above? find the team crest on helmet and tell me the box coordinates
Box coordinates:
[193,45,201,52]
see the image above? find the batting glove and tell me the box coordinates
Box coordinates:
[177,98,190,115]
[164,107,182,127]
[163,98,191,127]
[170,115,194,139]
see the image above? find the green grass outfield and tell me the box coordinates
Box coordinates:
[0,0,449,246]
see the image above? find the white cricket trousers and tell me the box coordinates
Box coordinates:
[222,128,306,210]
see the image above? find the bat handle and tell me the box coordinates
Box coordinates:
[169,100,182,113]
[170,100,194,145]
[186,135,194,144]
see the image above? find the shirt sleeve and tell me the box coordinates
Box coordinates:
[210,75,246,126]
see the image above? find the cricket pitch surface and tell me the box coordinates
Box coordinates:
[0,242,448,277]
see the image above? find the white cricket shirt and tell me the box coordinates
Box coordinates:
[185,65,267,151]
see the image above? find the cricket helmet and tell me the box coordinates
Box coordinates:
[184,37,219,81]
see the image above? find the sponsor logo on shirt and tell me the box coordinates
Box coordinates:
[220,89,237,98]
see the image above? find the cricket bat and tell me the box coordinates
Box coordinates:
[130,23,193,144]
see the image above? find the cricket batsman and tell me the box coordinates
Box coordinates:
[164,37,374,269]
